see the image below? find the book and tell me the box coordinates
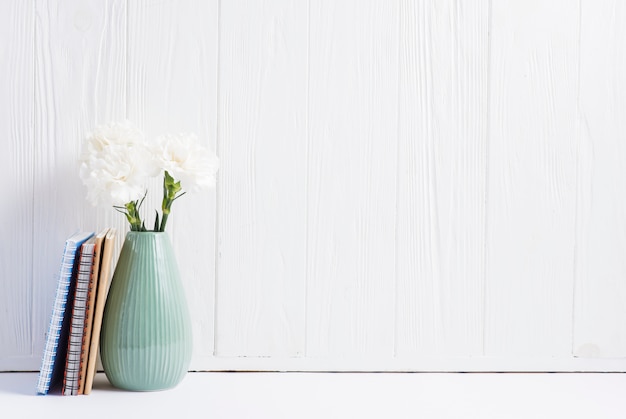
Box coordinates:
[77,229,108,394]
[62,237,96,396]
[83,228,116,395]
[36,231,94,395]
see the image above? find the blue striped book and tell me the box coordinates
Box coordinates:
[36,232,93,395]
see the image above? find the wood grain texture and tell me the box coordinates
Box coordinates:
[32,0,127,370]
[306,0,398,358]
[215,0,308,356]
[0,0,34,362]
[395,0,489,357]
[574,0,626,358]
[127,0,218,366]
[5,0,626,372]
[485,0,579,356]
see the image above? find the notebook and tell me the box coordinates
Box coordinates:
[36,232,93,395]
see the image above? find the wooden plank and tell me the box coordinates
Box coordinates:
[127,0,218,366]
[0,0,34,360]
[574,0,626,358]
[215,0,308,356]
[306,0,398,357]
[1,0,624,373]
[32,0,127,369]
[395,0,489,357]
[485,0,579,356]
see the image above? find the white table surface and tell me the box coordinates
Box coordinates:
[1,372,626,419]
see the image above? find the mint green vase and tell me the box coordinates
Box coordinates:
[100,232,192,391]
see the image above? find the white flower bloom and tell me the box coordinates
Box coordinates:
[79,122,220,231]
[152,133,219,191]
[81,120,144,155]
[79,121,154,207]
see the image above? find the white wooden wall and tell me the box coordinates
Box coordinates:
[2,0,626,372]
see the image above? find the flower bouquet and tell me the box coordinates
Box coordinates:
[79,120,219,230]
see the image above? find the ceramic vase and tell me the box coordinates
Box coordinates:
[100,231,192,391]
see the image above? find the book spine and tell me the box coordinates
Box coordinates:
[84,229,116,395]
[63,243,95,396]
[78,236,102,395]
[77,275,95,393]
[36,241,79,395]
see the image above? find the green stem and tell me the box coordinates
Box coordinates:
[159,212,170,232]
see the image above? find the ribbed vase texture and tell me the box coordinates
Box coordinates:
[100,232,192,391]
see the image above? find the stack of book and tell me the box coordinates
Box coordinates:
[36,229,117,396]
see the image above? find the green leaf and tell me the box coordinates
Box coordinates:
[154,210,160,232]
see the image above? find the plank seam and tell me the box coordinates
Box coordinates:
[213,0,222,357]
[482,0,493,357]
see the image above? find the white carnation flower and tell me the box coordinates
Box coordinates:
[81,120,144,155]
[79,122,220,232]
[152,133,219,191]
[79,121,154,207]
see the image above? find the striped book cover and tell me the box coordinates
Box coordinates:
[78,229,108,394]
[36,232,93,395]
[63,237,96,396]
